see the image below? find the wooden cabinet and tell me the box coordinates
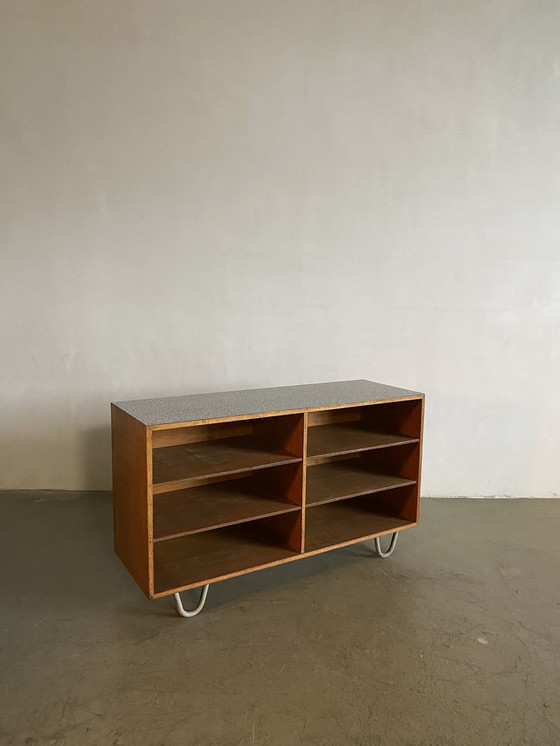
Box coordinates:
[112,380,424,603]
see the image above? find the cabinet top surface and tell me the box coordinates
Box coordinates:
[113,380,423,427]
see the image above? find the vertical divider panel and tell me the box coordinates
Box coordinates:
[254,413,306,552]
[264,512,303,554]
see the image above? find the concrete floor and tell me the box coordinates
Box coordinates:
[0,495,559,746]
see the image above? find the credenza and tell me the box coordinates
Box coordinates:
[111,380,424,616]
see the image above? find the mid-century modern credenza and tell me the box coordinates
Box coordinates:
[111,380,424,617]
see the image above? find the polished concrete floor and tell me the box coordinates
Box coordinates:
[0,494,559,746]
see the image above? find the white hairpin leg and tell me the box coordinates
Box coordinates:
[174,585,209,617]
[373,532,399,558]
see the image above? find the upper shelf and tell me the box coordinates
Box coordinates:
[306,423,419,460]
[153,435,301,492]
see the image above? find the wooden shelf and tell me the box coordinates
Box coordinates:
[112,381,424,601]
[153,479,300,541]
[153,435,301,492]
[306,423,418,461]
[305,496,415,552]
[306,461,416,507]
[154,521,297,594]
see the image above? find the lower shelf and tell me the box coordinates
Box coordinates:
[154,520,297,594]
[305,496,415,552]
[153,500,415,595]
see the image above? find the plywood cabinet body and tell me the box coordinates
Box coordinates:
[111,380,424,599]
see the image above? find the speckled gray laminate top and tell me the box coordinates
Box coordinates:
[114,380,423,427]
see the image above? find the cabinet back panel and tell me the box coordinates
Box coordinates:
[307,408,362,427]
[360,444,421,481]
[362,400,423,438]
[372,483,419,522]
[152,421,252,448]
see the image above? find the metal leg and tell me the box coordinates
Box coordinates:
[174,585,209,617]
[373,532,399,558]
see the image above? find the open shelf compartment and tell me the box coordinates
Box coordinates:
[306,399,422,462]
[152,413,304,493]
[153,462,303,541]
[305,485,417,552]
[153,512,302,594]
[306,458,416,507]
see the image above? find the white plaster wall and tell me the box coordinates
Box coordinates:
[1,0,559,495]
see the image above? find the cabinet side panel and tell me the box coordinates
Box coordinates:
[399,397,425,523]
[415,396,425,522]
[301,413,308,553]
[112,405,151,598]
